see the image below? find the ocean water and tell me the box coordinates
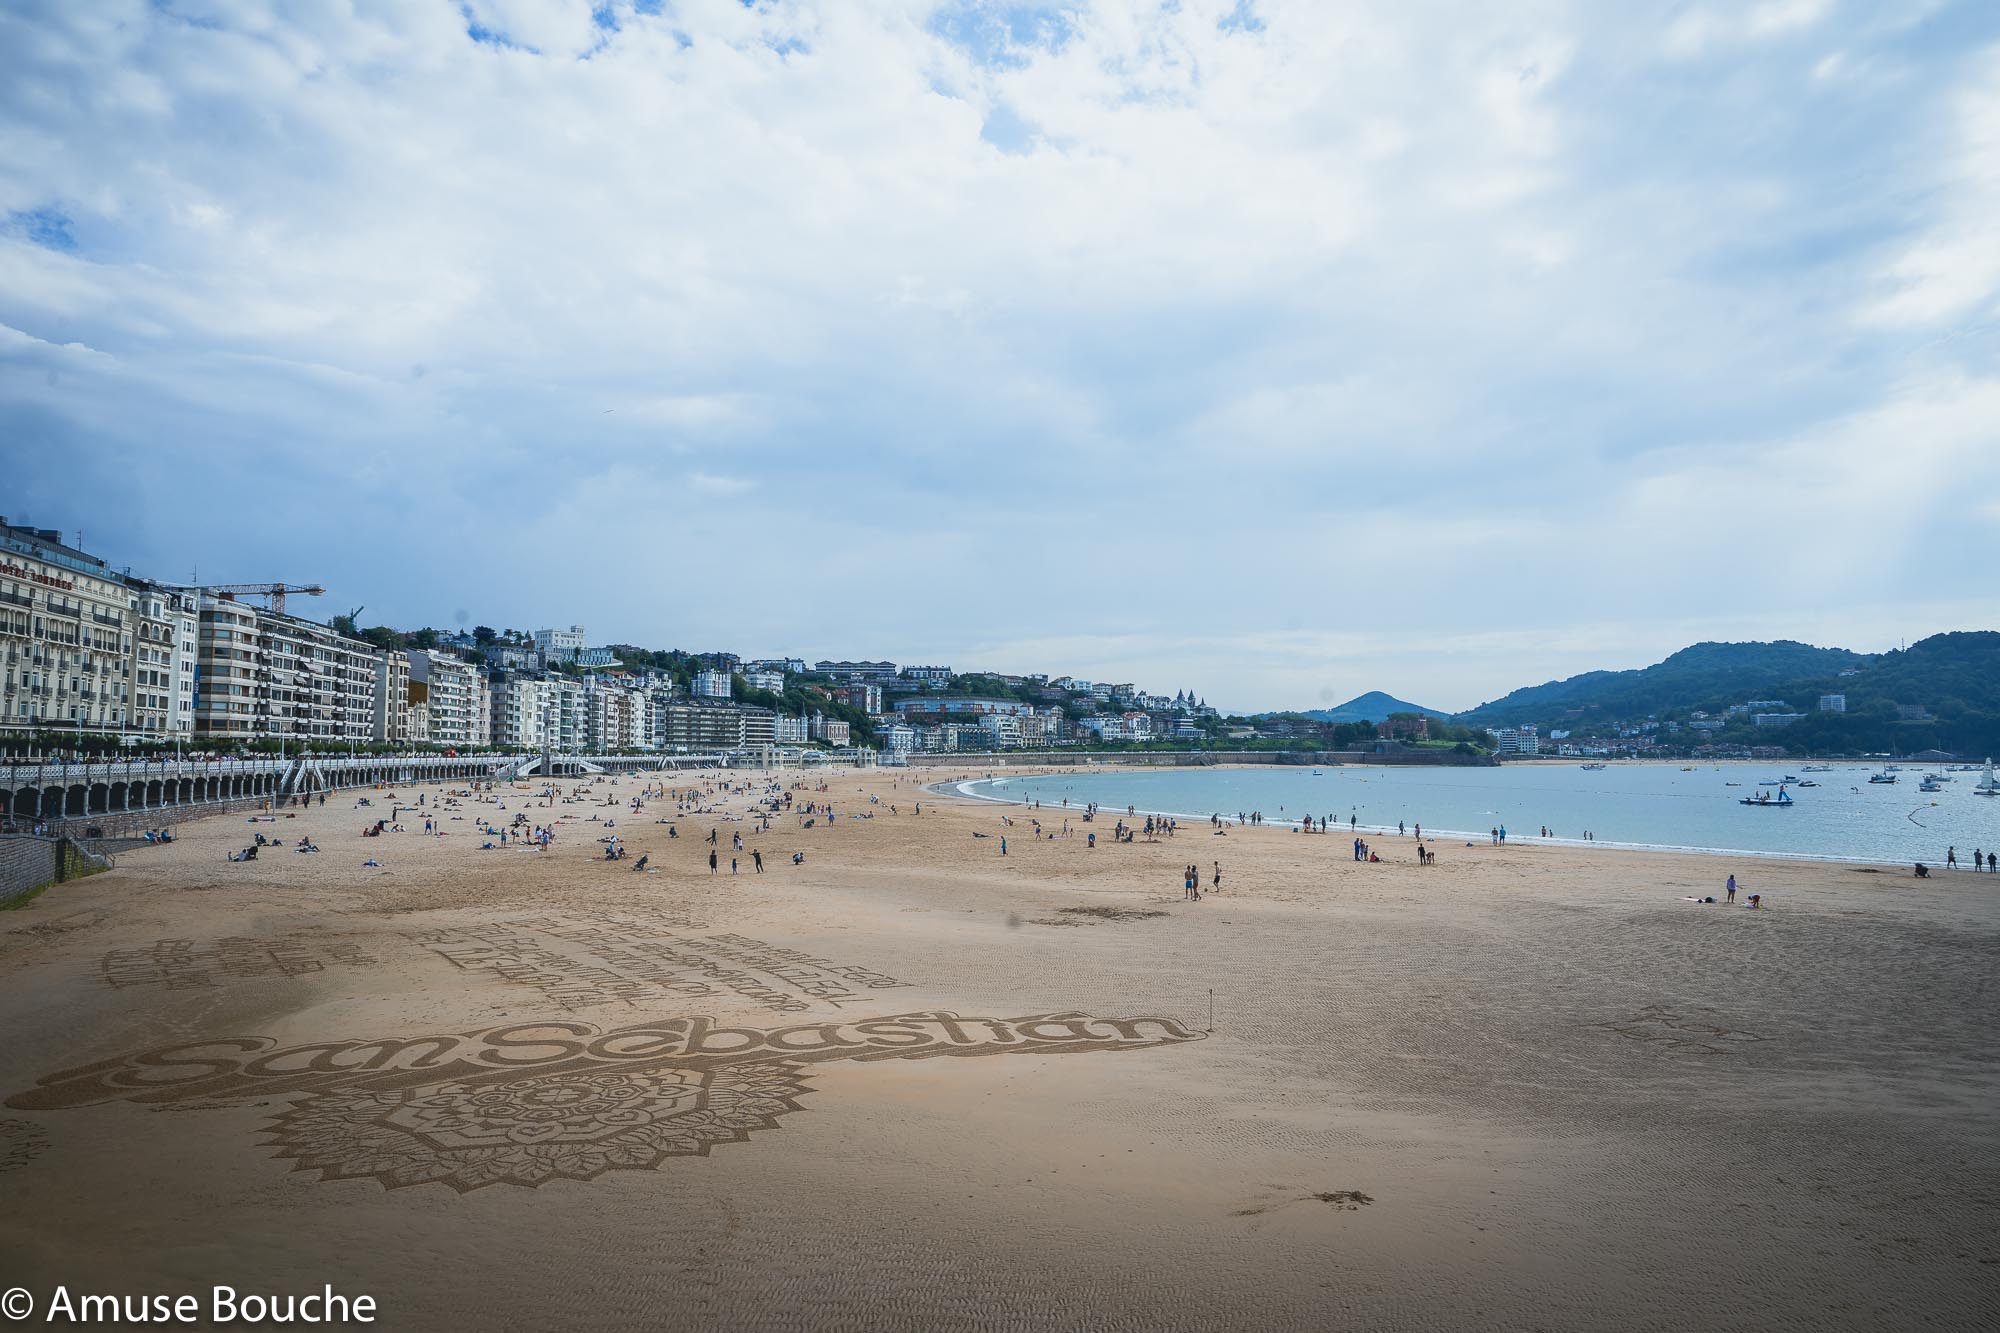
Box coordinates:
[954,762,2000,866]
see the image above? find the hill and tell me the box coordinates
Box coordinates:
[1300,691,1444,725]
[1456,641,1868,727]
[1455,632,2000,757]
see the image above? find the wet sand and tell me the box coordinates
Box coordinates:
[1,766,1995,1331]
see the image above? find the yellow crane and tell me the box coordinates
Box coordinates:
[163,582,326,616]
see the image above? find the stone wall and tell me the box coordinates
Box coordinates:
[0,835,60,905]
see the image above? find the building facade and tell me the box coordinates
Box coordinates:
[190,596,378,744]
[0,521,140,739]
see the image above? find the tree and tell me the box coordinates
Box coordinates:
[473,626,497,645]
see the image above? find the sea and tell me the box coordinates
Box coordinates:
[952,762,2000,866]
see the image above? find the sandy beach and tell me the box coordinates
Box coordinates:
[1,765,1994,1331]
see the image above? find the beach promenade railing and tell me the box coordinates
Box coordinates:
[0,750,787,831]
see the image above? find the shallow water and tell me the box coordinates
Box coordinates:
[957,762,2000,865]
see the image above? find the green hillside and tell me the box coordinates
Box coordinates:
[1458,633,2000,757]
[1459,641,1868,726]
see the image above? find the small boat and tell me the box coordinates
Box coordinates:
[1312,769,1324,776]
[1741,786,1793,806]
[1802,763,1833,773]
[1796,779,1819,788]
[1757,778,1786,786]
[1725,781,1742,787]
[1580,763,1607,771]
[1974,760,1998,797]
[1869,768,1898,784]
[1924,772,1951,784]
[1782,775,1800,782]
[1918,779,1943,793]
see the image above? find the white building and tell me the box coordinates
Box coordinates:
[371,650,413,743]
[692,669,732,700]
[1818,694,1846,713]
[745,669,785,693]
[128,583,199,738]
[1489,725,1540,755]
[774,714,809,744]
[532,625,588,662]
[809,712,851,745]
[409,650,488,750]
[979,713,1023,747]
[0,520,141,739]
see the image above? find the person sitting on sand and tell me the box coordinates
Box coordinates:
[632,854,649,872]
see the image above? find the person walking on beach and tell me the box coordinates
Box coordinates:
[708,849,717,873]
[1000,835,1007,856]
[1212,861,1222,894]
[1184,865,1195,901]
[752,849,763,872]
[1946,846,1956,869]
[1726,874,1737,903]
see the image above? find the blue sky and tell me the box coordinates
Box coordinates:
[2,0,1997,712]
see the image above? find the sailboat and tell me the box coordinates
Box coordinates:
[1976,760,1999,798]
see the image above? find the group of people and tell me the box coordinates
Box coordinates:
[1942,847,1998,872]
[1181,862,1220,900]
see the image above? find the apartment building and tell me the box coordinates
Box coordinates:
[128,582,198,737]
[191,595,378,744]
[692,669,732,700]
[408,650,488,750]
[371,650,413,743]
[657,701,775,751]
[0,520,139,738]
[773,714,809,744]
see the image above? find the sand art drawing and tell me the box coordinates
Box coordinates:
[1586,1005,1768,1056]
[406,912,913,1014]
[10,1011,1204,1192]
[0,1118,50,1174]
[99,935,378,990]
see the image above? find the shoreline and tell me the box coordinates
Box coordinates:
[924,767,1936,871]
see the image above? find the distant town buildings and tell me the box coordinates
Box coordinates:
[531,626,588,663]
[815,660,897,683]
[1489,725,1540,755]
[1817,694,1846,713]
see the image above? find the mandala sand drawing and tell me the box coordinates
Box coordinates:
[265,1063,810,1192]
[11,1011,1203,1193]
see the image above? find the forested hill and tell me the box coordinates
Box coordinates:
[1458,641,1868,726]
[1457,632,2000,757]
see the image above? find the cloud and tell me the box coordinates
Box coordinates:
[0,0,1996,710]
[1856,51,2000,327]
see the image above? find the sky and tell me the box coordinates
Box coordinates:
[2,0,1998,714]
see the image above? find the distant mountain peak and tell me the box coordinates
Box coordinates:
[1299,691,1442,725]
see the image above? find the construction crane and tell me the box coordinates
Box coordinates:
[161,582,326,616]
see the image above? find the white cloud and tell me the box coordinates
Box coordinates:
[1857,53,2000,327]
[0,1,1995,709]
